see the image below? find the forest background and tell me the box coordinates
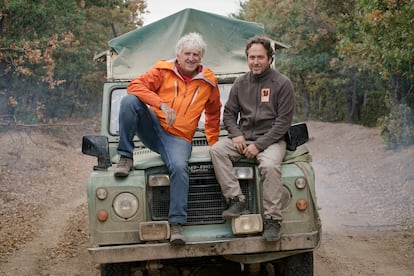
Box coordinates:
[0,0,413,149]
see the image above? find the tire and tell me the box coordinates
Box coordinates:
[283,251,313,276]
[100,263,132,276]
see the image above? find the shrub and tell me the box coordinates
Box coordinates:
[380,104,414,149]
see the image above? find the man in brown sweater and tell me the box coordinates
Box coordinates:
[210,35,294,241]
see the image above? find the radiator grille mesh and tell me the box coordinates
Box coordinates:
[149,164,254,225]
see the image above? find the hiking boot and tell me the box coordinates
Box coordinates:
[222,197,246,219]
[262,219,282,241]
[114,156,133,177]
[170,223,186,245]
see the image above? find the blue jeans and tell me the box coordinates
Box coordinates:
[117,94,192,224]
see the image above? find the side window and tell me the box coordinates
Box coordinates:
[110,89,127,135]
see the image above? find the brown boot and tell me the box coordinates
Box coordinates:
[114,156,133,177]
[222,197,246,220]
[262,219,282,241]
[170,223,186,245]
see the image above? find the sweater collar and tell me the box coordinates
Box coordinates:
[251,67,272,81]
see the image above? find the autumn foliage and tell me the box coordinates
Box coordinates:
[0,0,413,147]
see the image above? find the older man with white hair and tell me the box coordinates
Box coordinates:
[115,32,222,245]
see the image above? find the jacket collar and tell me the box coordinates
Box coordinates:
[250,66,272,81]
[156,59,216,87]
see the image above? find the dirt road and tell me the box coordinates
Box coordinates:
[0,120,413,275]
[308,121,414,276]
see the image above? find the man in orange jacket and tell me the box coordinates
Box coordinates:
[115,32,222,245]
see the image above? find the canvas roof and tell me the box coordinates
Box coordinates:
[107,8,273,80]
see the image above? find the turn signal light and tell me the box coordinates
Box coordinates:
[96,187,108,200]
[296,199,308,211]
[97,209,109,222]
[139,221,170,241]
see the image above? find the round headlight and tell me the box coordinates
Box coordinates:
[295,177,307,189]
[113,193,138,219]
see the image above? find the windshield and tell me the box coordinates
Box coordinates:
[109,83,233,135]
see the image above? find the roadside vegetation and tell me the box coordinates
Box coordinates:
[1,0,413,148]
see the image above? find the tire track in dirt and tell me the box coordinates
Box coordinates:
[0,195,86,275]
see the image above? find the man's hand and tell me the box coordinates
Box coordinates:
[243,144,259,159]
[160,103,176,125]
[232,136,247,154]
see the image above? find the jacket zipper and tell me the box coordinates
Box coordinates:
[176,85,188,114]
[251,82,259,138]
[184,86,200,115]
[171,80,178,108]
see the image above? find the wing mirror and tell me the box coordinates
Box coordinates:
[285,123,309,151]
[82,135,111,170]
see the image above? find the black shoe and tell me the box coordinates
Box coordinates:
[222,197,246,219]
[170,223,186,245]
[262,219,282,241]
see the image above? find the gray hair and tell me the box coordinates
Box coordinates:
[175,32,206,58]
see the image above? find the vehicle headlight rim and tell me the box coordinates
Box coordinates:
[113,192,139,219]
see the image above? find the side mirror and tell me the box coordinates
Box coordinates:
[82,135,111,170]
[285,123,309,151]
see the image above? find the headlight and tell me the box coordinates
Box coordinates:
[295,177,307,189]
[232,214,263,234]
[281,186,291,209]
[234,167,254,179]
[113,192,138,219]
[139,221,170,241]
[148,174,170,187]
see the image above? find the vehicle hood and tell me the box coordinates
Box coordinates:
[132,146,212,170]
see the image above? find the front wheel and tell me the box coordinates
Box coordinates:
[100,263,132,276]
[273,251,313,276]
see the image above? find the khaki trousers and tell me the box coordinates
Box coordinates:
[210,138,286,220]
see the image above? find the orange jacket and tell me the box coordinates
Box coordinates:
[127,59,222,146]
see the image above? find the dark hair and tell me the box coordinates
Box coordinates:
[245,36,275,59]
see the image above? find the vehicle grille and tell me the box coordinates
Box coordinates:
[149,163,255,225]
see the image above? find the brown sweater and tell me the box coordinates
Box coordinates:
[223,67,294,151]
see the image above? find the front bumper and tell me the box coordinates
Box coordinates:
[89,231,320,264]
